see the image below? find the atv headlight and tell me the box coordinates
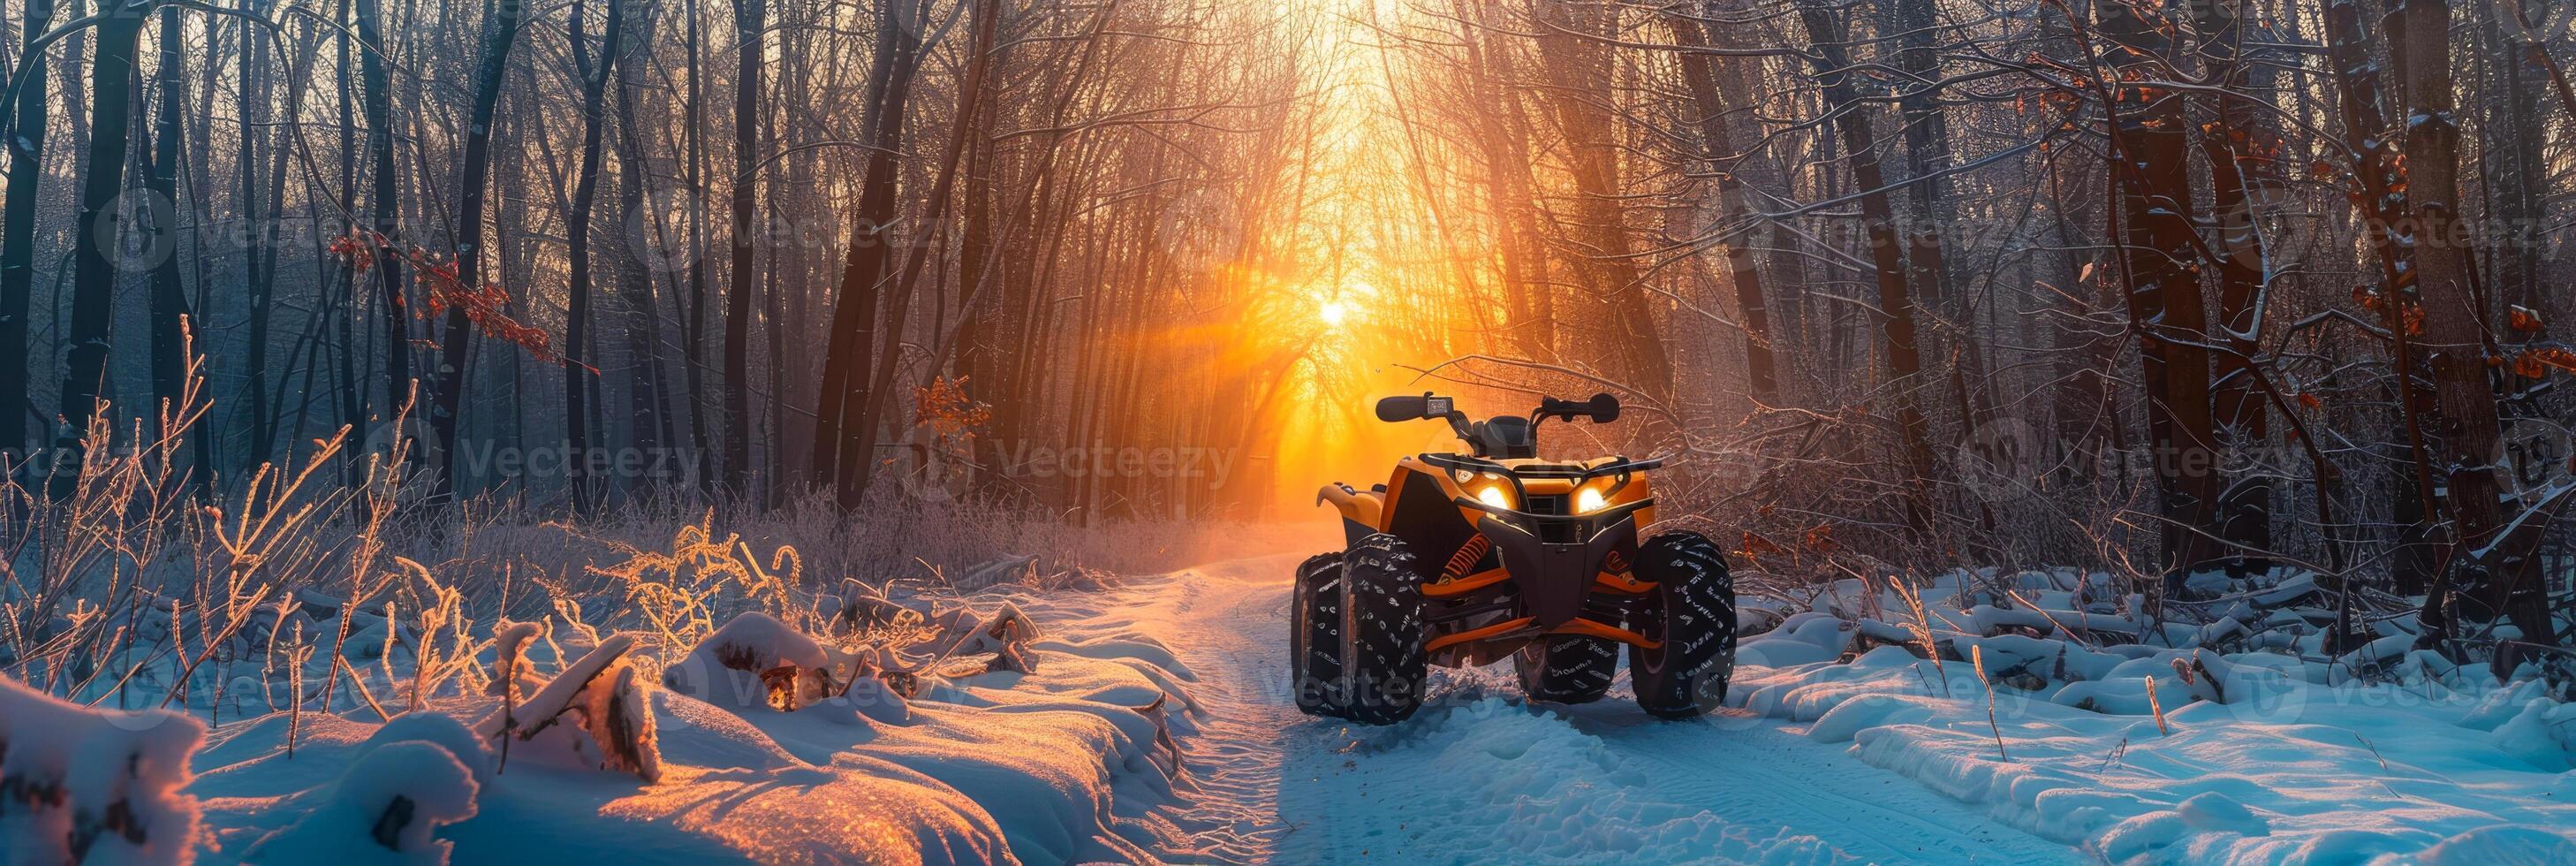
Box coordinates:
[1574,486,1608,514]
[1474,482,1514,510]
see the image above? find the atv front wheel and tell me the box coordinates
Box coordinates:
[1325,534,1428,724]
[1629,531,1738,719]
[1290,551,1345,718]
[1514,635,1618,704]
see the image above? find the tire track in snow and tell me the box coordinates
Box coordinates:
[1144,554,1311,862]
[1132,554,2082,864]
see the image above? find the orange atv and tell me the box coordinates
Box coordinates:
[1293,392,1736,724]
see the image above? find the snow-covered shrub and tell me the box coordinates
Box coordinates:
[0,674,208,864]
[662,612,838,710]
[361,713,493,785]
[2490,698,2576,771]
[246,741,479,865]
[476,635,661,782]
[663,612,913,723]
[945,602,1040,657]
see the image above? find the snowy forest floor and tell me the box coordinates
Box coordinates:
[19,523,2576,864]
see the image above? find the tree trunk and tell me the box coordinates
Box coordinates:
[844,0,1002,505]
[1663,10,1777,402]
[812,0,924,504]
[354,0,413,442]
[428,0,528,496]
[681,0,712,495]
[2323,0,2442,593]
[147,4,193,451]
[1796,3,1940,536]
[564,0,625,514]
[238,0,274,471]
[2196,0,2275,568]
[2099,0,2223,582]
[1530,0,1673,401]
[1,0,53,461]
[52,9,147,499]
[723,0,762,497]
[333,0,362,487]
[613,0,668,499]
[2390,0,2551,642]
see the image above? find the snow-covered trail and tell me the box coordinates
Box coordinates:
[1085,552,2085,864]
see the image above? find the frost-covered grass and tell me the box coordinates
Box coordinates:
[0,384,1252,863]
[5,501,1213,863]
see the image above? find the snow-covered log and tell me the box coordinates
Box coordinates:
[830,580,922,633]
[953,553,1040,590]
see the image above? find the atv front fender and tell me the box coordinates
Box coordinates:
[1318,483,1385,543]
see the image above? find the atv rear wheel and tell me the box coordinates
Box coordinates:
[1328,534,1428,724]
[1513,636,1618,704]
[1629,531,1738,720]
[1290,551,1345,717]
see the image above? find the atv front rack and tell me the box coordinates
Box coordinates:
[1417,452,1667,505]
[1417,452,1665,479]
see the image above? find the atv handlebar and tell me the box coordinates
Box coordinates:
[1536,393,1621,423]
[1375,391,1627,460]
[1375,393,1461,423]
[1375,392,1621,425]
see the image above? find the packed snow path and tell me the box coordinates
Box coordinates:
[1082,553,2081,863]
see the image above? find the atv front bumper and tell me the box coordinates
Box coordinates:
[1460,498,1649,629]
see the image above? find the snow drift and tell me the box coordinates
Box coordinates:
[1730,568,2576,864]
[0,675,208,864]
[163,582,1198,864]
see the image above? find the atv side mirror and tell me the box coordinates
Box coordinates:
[1537,392,1621,423]
[1375,393,1455,422]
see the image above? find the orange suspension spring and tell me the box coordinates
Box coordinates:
[1443,534,1491,580]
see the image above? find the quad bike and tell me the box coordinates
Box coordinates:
[1292,391,1737,724]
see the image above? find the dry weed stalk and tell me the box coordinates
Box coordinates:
[1890,572,1951,697]
[2147,675,2171,735]
[1972,643,2010,761]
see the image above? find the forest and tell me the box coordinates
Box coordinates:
[5,0,2576,862]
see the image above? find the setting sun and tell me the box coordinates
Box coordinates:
[1319,300,1348,327]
